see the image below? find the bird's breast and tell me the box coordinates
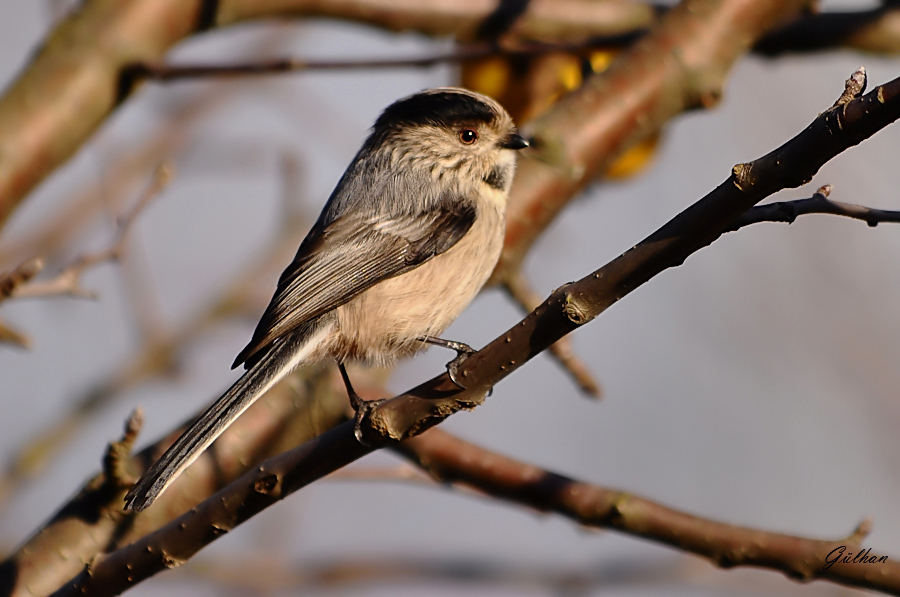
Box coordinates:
[333,201,505,365]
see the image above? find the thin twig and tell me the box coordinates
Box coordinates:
[729,184,900,230]
[756,5,900,56]
[129,37,645,82]
[10,163,172,300]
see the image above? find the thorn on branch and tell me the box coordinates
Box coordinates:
[834,66,867,107]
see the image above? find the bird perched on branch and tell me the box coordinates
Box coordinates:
[124,87,528,512]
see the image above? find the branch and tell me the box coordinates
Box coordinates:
[0,257,43,299]
[504,272,600,397]
[0,189,312,517]
[52,68,900,596]
[756,4,900,56]
[396,428,896,591]
[0,320,30,349]
[129,38,645,82]
[730,184,900,230]
[0,366,349,597]
[7,163,172,301]
[1,0,806,511]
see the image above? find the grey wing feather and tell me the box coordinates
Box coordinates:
[233,200,476,368]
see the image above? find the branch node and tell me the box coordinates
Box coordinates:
[252,471,280,496]
[562,293,590,325]
[160,550,185,570]
[834,66,867,107]
[504,274,601,397]
[731,163,753,189]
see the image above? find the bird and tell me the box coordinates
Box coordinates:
[124,87,528,512]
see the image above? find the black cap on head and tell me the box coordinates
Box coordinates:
[375,90,497,131]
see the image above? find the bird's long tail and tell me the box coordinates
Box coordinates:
[124,326,327,512]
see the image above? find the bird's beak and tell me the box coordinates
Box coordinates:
[500,132,529,150]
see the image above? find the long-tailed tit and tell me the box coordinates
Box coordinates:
[124,87,527,512]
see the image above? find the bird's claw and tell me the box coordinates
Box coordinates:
[446,344,475,389]
[350,394,385,446]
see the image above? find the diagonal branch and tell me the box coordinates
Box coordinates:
[52,68,900,596]
[503,272,601,397]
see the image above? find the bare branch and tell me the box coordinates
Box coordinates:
[0,319,30,348]
[53,68,900,596]
[9,163,171,300]
[756,5,900,56]
[0,189,309,516]
[730,185,900,230]
[396,428,896,590]
[0,258,44,347]
[130,37,646,83]
[0,367,348,597]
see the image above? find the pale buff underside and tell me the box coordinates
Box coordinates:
[332,198,504,364]
[321,183,507,365]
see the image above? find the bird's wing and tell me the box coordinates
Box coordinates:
[232,200,477,368]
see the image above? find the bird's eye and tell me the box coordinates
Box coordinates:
[458,129,478,145]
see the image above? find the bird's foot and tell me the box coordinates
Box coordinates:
[445,344,475,389]
[348,392,385,446]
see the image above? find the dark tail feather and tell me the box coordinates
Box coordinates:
[124,330,320,512]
